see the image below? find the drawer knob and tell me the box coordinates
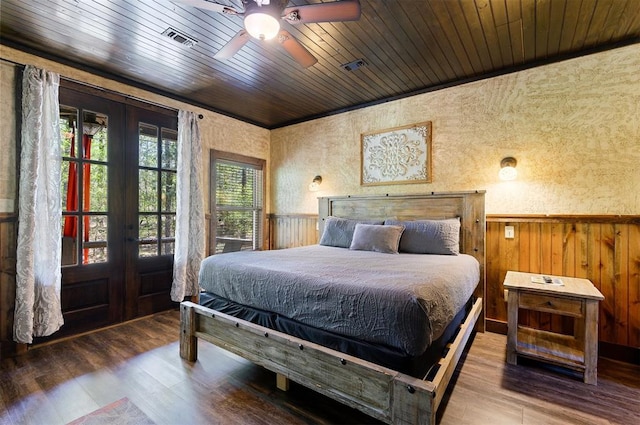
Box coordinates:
[546,301,553,307]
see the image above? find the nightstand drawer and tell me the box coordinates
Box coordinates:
[519,292,583,317]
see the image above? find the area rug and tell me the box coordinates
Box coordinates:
[67,397,155,425]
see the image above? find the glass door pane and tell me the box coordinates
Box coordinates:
[60,107,109,265]
[137,124,177,257]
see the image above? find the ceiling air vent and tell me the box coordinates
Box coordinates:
[162,27,198,48]
[341,59,366,72]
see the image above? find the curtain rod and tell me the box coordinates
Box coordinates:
[1,58,186,116]
[61,76,181,115]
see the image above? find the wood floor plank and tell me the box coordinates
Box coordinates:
[1,390,65,425]
[1,310,638,425]
[45,378,100,424]
[73,369,128,407]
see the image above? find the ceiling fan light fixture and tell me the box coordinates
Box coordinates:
[244,11,280,40]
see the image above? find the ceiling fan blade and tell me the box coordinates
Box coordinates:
[172,0,240,15]
[283,0,360,24]
[278,30,318,68]
[214,30,251,59]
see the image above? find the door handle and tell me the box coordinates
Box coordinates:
[127,237,139,242]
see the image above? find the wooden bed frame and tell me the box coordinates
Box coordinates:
[180,191,486,424]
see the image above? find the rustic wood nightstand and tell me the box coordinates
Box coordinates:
[503,271,604,385]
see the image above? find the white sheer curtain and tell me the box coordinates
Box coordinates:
[14,65,64,343]
[170,110,205,302]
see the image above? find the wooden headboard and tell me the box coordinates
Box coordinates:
[318,191,486,328]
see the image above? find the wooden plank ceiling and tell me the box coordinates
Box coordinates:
[1,0,639,129]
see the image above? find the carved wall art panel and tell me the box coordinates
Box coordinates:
[361,121,432,186]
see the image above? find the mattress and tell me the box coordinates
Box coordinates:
[198,244,479,356]
[199,291,473,378]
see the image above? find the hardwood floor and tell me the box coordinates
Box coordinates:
[1,310,638,425]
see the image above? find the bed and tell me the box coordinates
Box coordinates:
[180,191,486,424]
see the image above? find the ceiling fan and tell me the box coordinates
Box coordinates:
[173,0,361,68]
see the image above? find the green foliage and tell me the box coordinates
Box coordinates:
[59,116,109,213]
[216,162,260,240]
[59,114,179,263]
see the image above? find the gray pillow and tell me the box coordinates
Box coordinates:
[384,218,460,255]
[349,223,405,254]
[319,216,384,248]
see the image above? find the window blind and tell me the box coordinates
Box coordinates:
[215,159,263,252]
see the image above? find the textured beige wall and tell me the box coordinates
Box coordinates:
[0,61,17,213]
[271,44,640,215]
[3,44,639,217]
[0,46,270,213]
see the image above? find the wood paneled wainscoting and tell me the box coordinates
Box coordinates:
[268,213,639,364]
[267,214,319,250]
[0,213,20,358]
[487,215,640,364]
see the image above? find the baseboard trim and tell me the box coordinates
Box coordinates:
[599,341,640,365]
[0,340,27,360]
[486,318,508,335]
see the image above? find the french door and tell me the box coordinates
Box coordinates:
[124,106,178,319]
[50,85,178,339]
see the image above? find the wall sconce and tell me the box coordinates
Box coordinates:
[308,175,322,192]
[499,157,518,181]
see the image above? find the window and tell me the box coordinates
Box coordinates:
[211,150,265,254]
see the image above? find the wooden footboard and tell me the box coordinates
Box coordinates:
[180,297,482,424]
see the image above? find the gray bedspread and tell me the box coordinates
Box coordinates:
[198,245,479,355]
